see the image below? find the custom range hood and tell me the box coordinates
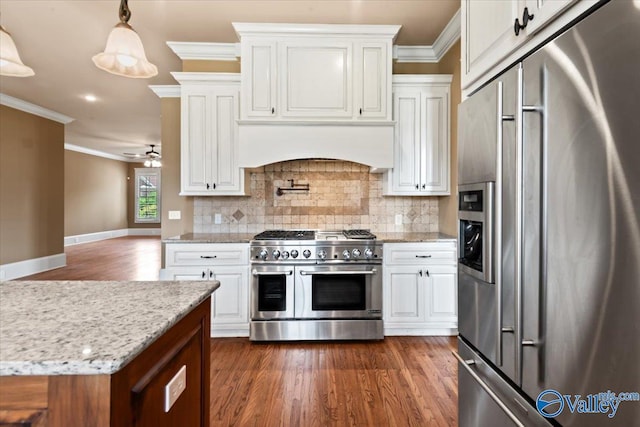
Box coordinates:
[237,121,395,170]
[234,23,400,171]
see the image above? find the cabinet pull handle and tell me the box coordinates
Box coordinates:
[359,108,363,115]
[522,7,534,27]
[200,255,217,259]
[201,271,206,278]
[271,107,275,114]
[206,183,210,190]
[213,183,216,190]
[209,270,214,279]
[426,270,430,277]
[422,184,426,189]
[514,8,534,36]
[415,184,419,189]
[419,270,423,277]
[415,255,432,258]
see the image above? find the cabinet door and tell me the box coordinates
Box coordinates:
[209,267,249,329]
[354,42,389,119]
[424,265,457,325]
[384,266,426,324]
[420,88,450,195]
[211,88,242,193]
[241,40,277,118]
[280,41,353,118]
[181,88,211,194]
[390,91,421,193]
[163,267,210,281]
[462,0,521,88]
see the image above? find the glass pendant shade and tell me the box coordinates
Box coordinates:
[92,22,157,78]
[0,26,35,77]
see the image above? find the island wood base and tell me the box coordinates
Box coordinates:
[0,297,211,427]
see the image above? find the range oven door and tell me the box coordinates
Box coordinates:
[251,265,295,319]
[294,264,382,319]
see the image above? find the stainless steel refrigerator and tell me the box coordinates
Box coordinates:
[456,1,640,426]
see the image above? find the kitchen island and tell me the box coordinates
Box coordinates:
[0,280,219,427]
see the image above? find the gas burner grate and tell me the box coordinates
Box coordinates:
[253,230,315,240]
[343,229,377,240]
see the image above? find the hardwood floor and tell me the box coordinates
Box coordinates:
[18,236,459,426]
[210,337,458,427]
[20,236,161,281]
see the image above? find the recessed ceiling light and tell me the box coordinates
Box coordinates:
[84,94,97,102]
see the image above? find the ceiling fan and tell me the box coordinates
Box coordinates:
[123,144,162,167]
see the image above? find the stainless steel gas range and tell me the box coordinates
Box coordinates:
[249,229,383,341]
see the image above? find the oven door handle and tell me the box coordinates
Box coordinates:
[299,269,377,276]
[252,270,293,276]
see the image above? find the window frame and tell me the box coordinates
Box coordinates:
[134,168,161,224]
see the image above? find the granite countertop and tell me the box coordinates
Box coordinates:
[163,233,254,244]
[164,232,456,244]
[0,280,219,376]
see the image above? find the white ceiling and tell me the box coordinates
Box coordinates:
[0,0,459,160]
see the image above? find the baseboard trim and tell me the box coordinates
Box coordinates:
[0,253,67,281]
[64,228,161,246]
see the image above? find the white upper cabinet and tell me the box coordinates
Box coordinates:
[462,0,598,92]
[234,23,399,122]
[241,41,277,118]
[172,73,249,196]
[280,40,353,118]
[354,42,389,119]
[385,75,452,196]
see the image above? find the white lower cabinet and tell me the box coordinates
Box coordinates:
[162,243,250,337]
[383,242,457,335]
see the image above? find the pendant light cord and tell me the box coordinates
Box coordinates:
[119,0,131,24]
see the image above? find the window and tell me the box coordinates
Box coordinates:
[135,168,161,223]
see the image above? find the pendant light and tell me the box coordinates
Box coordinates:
[0,24,35,77]
[92,0,157,78]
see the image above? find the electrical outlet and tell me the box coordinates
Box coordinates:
[214,213,222,224]
[395,214,403,225]
[164,365,187,413]
[168,210,181,220]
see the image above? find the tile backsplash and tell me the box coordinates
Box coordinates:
[194,160,439,233]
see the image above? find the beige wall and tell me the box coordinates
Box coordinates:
[64,150,128,236]
[437,40,461,236]
[160,98,193,239]
[0,105,64,264]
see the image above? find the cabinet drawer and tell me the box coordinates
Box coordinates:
[384,242,456,265]
[165,243,249,267]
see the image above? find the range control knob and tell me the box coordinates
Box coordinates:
[364,248,374,259]
[303,249,312,259]
[318,250,327,260]
[342,250,351,260]
[281,251,290,259]
[290,250,299,258]
[352,249,361,258]
[272,250,281,259]
[258,249,268,260]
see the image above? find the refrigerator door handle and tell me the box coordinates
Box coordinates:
[452,351,526,427]
[496,81,505,366]
[515,63,524,385]
[521,65,547,384]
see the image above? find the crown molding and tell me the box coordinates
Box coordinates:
[233,22,401,40]
[0,93,74,124]
[64,143,132,162]
[393,8,460,63]
[167,41,240,61]
[148,85,181,98]
[171,72,240,85]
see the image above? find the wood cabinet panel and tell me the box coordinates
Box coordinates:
[0,377,48,410]
[48,376,110,427]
